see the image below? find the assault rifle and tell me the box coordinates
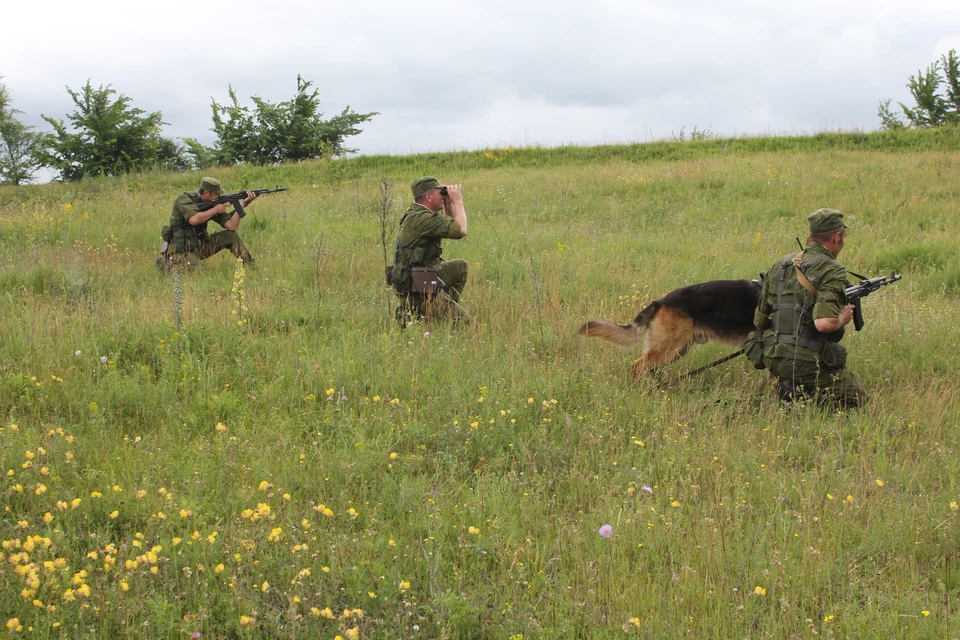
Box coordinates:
[196,186,288,218]
[846,271,902,331]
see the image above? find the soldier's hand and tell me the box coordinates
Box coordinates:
[445,183,463,204]
[212,203,230,215]
[839,304,855,326]
[245,190,259,201]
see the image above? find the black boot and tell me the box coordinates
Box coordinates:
[777,378,801,402]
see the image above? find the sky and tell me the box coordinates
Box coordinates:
[3,0,960,159]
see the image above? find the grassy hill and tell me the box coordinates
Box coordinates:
[1,128,959,638]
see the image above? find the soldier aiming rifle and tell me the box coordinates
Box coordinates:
[157,177,286,271]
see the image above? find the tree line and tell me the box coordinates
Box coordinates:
[0,75,377,184]
[4,50,959,186]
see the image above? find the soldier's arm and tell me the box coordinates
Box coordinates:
[443,184,467,238]
[186,203,228,225]
[812,266,853,332]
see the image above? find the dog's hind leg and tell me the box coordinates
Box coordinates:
[631,309,695,384]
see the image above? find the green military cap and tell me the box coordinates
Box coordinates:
[199,177,225,195]
[808,208,849,234]
[411,176,445,199]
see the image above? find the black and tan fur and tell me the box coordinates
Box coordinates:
[579,279,762,382]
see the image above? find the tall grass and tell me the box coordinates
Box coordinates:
[1,130,959,638]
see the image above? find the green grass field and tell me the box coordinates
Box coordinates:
[2,129,960,638]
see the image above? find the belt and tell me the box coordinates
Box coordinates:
[761,333,827,355]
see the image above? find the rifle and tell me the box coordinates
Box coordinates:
[845,271,902,331]
[196,186,288,218]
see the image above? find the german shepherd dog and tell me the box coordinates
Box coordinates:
[579,279,762,382]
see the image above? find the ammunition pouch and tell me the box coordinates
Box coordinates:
[161,225,173,242]
[389,264,411,294]
[743,330,768,370]
[821,342,847,369]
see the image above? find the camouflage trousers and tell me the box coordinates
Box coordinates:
[165,231,254,269]
[763,355,868,408]
[436,259,468,302]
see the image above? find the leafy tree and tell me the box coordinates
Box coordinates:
[36,80,187,181]
[0,77,42,185]
[878,49,960,129]
[202,75,377,165]
[180,136,218,170]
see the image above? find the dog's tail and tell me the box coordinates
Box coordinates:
[578,301,660,347]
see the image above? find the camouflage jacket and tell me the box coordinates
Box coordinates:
[388,204,462,293]
[754,241,848,363]
[167,191,231,253]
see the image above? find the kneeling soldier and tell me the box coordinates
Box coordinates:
[158,177,258,270]
[386,176,468,322]
[752,209,867,408]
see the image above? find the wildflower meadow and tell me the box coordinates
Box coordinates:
[2,129,960,638]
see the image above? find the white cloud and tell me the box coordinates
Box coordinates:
[3,0,959,157]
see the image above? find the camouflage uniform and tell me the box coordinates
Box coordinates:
[160,178,253,269]
[753,214,867,408]
[388,197,467,301]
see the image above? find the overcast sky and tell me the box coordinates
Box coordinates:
[3,0,960,158]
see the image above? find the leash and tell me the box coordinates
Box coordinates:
[671,349,744,383]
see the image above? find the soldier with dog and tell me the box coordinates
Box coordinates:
[748,209,868,408]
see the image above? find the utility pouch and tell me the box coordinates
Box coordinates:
[744,330,767,370]
[390,264,411,293]
[821,342,847,369]
[161,225,173,242]
[411,267,440,295]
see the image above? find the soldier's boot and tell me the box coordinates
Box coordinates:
[776,378,803,403]
[395,304,411,328]
[238,250,256,267]
[395,296,421,328]
[230,240,255,266]
[155,256,172,273]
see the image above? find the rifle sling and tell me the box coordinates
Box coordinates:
[792,251,817,295]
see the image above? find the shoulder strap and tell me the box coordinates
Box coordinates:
[793,252,817,295]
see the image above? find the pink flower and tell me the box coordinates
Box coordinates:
[599,524,613,538]
[191,633,202,640]
[641,485,653,495]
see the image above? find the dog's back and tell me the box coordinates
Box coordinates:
[660,279,761,343]
[579,279,761,380]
